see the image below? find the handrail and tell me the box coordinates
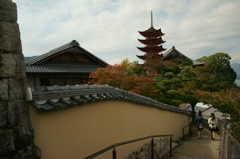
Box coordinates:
[219,126,240,159]
[83,134,173,159]
[220,127,227,159]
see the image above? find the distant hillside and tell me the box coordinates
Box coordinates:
[232,63,240,79]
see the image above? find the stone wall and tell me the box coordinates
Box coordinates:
[0,0,39,159]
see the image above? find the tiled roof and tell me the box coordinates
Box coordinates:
[163,46,192,61]
[26,64,100,73]
[26,40,108,66]
[32,85,190,116]
[24,56,37,63]
[26,40,79,65]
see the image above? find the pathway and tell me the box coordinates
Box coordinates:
[171,129,220,159]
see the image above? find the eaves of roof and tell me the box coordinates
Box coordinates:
[32,85,191,116]
[26,64,101,73]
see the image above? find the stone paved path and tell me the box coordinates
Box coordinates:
[171,130,220,159]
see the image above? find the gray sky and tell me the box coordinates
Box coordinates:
[15,0,240,64]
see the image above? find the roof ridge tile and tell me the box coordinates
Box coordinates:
[32,85,190,116]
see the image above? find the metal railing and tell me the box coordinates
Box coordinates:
[219,121,240,159]
[83,134,173,159]
[219,127,234,159]
[219,128,240,159]
[219,126,227,159]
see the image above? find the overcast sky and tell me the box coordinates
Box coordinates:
[14,0,240,64]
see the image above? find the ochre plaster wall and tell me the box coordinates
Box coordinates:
[31,101,190,159]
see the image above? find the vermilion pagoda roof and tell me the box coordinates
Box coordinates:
[138,27,164,38]
[137,45,166,53]
[137,54,163,60]
[138,38,165,45]
[137,11,167,62]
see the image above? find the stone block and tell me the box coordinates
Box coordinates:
[7,101,18,127]
[15,54,27,79]
[0,22,21,53]
[0,79,8,100]
[0,129,15,155]
[8,101,30,129]
[15,126,33,149]
[14,145,41,159]
[0,156,14,159]
[0,102,8,128]
[0,54,17,78]
[8,79,25,100]
[0,0,17,23]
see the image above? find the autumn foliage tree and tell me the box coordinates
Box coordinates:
[89,61,157,97]
[90,53,237,105]
[89,54,240,140]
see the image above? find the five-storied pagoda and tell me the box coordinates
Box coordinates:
[137,11,166,71]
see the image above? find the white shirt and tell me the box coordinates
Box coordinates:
[208,117,217,128]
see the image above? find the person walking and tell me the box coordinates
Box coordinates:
[196,111,204,138]
[208,113,218,140]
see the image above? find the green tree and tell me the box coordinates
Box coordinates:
[195,53,236,91]
[90,54,240,141]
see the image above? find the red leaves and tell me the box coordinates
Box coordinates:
[89,65,126,86]
[89,64,157,97]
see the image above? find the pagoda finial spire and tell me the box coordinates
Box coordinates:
[151,10,153,28]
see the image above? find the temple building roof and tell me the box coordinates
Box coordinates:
[26,64,100,73]
[25,40,108,74]
[26,40,108,66]
[163,46,192,61]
